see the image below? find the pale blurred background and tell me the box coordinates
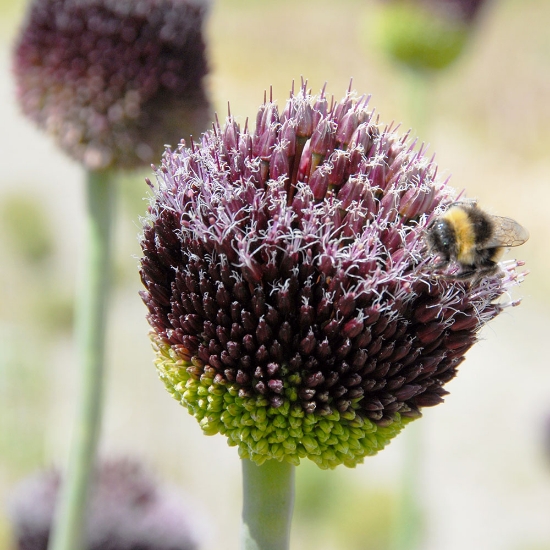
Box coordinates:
[1,1,550,549]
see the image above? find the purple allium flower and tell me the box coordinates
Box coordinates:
[139,83,524,469]
[8,459,201,550]
[412,0,486,23]
[13,0,211,171]
[376,0,489,71]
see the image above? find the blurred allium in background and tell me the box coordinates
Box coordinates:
[8,459,201,550]
[139,83,524,470]
[13,0,211,171]
[375,0,488,70]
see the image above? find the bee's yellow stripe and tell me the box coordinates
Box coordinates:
[444,207,476,264]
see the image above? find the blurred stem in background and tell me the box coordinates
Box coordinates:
[241,459,295,550]
[48,171,116,550]
[373,2,491,546]
[391,70,432,550]
[392,422,426,550]
[12,2,211,548]
[405,69,432,136]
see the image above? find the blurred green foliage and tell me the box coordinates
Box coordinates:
[0,191,74,334]
[0,329,49,475]
[295,462,396,550]
[1,192,55,264]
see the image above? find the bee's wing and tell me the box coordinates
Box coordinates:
[484,216,530,248]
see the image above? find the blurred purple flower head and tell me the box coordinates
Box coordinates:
[414,0,486,23]
[139,82,524,469]
[8,459,201,550]
[13,0,211,171]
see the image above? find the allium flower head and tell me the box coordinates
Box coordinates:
[13,0,211,171]
[376,0,488,71]
[139,82,524,469]
[8,459,200,550]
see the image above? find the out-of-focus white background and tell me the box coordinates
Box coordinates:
[1,1,550,549]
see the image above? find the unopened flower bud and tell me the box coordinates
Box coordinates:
[374,0,489,71]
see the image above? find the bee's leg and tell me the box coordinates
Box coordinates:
[473,263,502,283]
[423,260,450,278]
[437,269,477,282]
[454,262,501,285]
[425,257,451,271]
[431,263,479,282]
[452,267,478,280]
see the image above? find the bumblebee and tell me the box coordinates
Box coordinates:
[426,200,529,282]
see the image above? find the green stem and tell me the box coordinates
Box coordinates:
[391,423,425,550]
[241,459,295,550]
[391,70,433,550]
[48,170,116,550]
[406,68,433,137]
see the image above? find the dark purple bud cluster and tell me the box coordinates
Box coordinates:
[139,83,523,468]
[13,0,211,171]
[8,460,200,550]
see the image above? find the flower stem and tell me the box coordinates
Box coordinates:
[390,70,432,550]
[48,170,116,550]
[241,459,295,550]
[391,423,425,550]
[406,68,433,137]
